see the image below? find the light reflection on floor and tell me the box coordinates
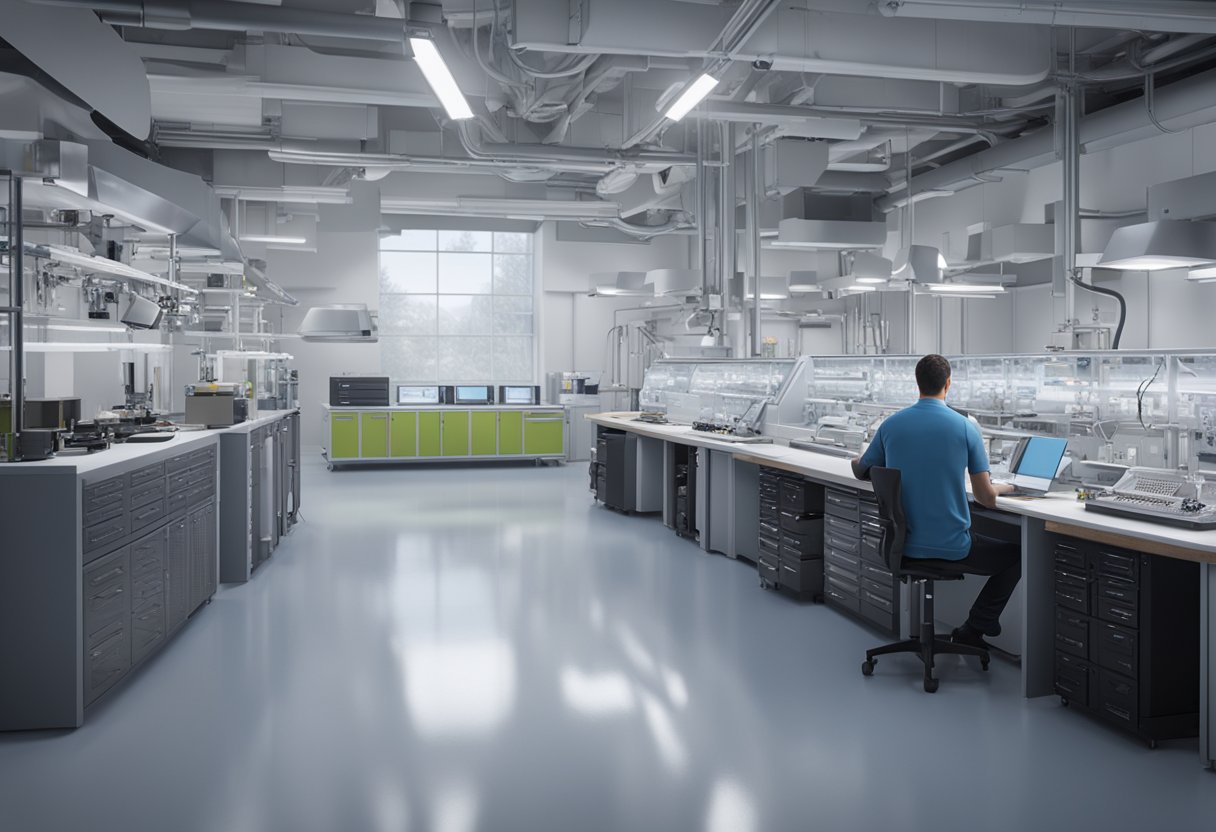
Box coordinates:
[0,458,1214,832]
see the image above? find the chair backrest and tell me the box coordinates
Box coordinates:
[869,467,907,577]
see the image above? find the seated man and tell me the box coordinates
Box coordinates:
[852,354,1021,648]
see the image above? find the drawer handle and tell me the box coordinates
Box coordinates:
[1103,704,1131,721]
[1109,632,1128,643]
[1059,636,1084,649]
[134,506,162,522]
[89,630,125,657]
[136,608,161,622]
[89,567,125,586]
[93,586,125,601]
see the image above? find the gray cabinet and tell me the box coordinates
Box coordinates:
[83,547,131,705]
[166,516,190,632]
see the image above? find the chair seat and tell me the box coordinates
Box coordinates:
[898,556,970,581]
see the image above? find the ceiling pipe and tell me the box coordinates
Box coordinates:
[29,0,409,42]
[456,121,697,170]
[876,67,1216,212]
[878,0,1216,35]
[267,147,626,176]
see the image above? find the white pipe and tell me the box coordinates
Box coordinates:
[879,0,1216,35]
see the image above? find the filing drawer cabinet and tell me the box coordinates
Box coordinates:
[822,487,901,635]
[1050,535,1199,745]
[757,468,823,601]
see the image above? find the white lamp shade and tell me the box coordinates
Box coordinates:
[788,270,820,292]
[743,275,790,300]
[645,268,702,296]
[1098,220,1216,271]
[891,245,944,284]
[770,218,887,250]
[592,271,652,296]
[298,304,378,342]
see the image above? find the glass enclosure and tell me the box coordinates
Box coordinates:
[639,359,794,426]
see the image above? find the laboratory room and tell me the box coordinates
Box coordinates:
[6,3,1216,832]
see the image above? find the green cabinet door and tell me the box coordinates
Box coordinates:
[330,413,360,459]
[498,411,523,455]
[390,411,417,457]
[360,412,389,458]
[524,412,565,456]
[441,411,470,456]
[418,412,441,457]
[471,412,498,455]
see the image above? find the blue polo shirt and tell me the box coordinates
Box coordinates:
[858,398,989,560]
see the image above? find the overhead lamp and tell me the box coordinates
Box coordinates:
[770,218,886,250]
[926,283,1005,294]
[409,35,474,121]
[788,270,820,293]
[1097,220,1216,271]
[841,285,877,294]
[592,272,653,297]
[1188,265,1216,283]
[239,235,308,246]
[645,268,702,297]
[891,245,946,284]
[664,73,720,122]
[743,275,791,300]
[298,304,378,342]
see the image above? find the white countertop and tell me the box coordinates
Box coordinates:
[0,410,298,477]
[588,412,1216,556]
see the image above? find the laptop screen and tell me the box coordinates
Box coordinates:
[1016,437,1068,481]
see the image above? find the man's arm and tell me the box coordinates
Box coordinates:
[971,471,1014,509]
[852,425,884,481]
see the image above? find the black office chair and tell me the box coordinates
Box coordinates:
[860,466,990,693]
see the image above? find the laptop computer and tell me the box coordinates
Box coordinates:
[992,436,1069,497]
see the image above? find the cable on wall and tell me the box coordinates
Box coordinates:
[1070,274,1126,350]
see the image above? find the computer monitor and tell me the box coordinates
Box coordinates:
[1010,436,1068,492]
[453,385,493,404]
[398,385,440,405]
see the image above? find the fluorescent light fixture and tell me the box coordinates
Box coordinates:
[891,245,945,284]
[410,36,474,121]
[788,270,819,293]
[0,319,128,334]
[239,235,308,245]
[1188,265,1216,282]
[842,284,877,294]
[927,283,1005,294]
[770,218,886,250]
[1098,220,1216,271]
[744,275,790,300]
[592,271,652,297]
[854,276,887,285]
[645,268,702,297]
[664,73,720,122]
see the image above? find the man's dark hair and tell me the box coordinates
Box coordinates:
[915,354,951,396]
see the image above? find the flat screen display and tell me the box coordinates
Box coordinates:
[502,386,535,405]
[454,385,492,403]
[1016,436,1068,480]
[398,385,440,405]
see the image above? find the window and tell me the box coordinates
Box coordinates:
[379,230,535,384]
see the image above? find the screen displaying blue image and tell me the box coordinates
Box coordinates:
[1016,437,1068,480]
[455,386,490,401]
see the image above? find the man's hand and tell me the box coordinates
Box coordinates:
[970,471,1011,509]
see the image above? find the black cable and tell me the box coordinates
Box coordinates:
[1136,361,1163,432]
[1070,274,1126,350]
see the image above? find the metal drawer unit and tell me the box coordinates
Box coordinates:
[823,487,901,635]
[1050,536,1200,745]
[756,467,823,601]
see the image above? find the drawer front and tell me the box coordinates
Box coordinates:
[128,462,165,489]
[779,512,823,540]
[131,571,165,607]
[167,468,193,494]
[190,446,215,466]
[186,462,214,487]
[825,513,859,540]
[758,535,781,560]
[861,586,894,614]
[128,478,165,510]
[757,553,781,585]
[759,502,779,522]
[825,531,860,557]
[1053,541,1087,573]
[165,450,194,475]
[166,490,189,517]
[1096,669,1139,731]
[1095,622,1139,678]
[130,598,166,664]
[779,557,823,594]
[1096,550,1139,583]
[860,573,894,602]
[85,619,130,705]
[1053,568,1090,615]
[83,477,126,526]
[83,514,130,559]
[1054,652,1093,708]
[130,498,167,535]
[825,562,860,594]
[84,548,130,639]
[824,490,858,520]
[860,596,897,632]
[129,529,165,579]
[779,480,814,514]
[780,529,810,552]
[858,497,880,521]
[1054,609,1090,660]
[758,519,782,541]
[825,547,861,575]
[825,578,860,613]
[1096,576,1138,629]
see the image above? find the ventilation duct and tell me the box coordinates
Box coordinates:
[878,0,1216,36]
[892,245,947,284]
[591,271,652,296]
[788,270,820,293]
[298,304,378,342]
[645,268,702,297]
[1097,220,1216,271]
[770,218,887,250]
[984,224,1054,263]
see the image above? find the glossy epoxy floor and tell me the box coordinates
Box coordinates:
[2,459,1214,832]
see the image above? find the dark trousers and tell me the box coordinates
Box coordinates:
[957,533,1022,636]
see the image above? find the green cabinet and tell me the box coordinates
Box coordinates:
[471,412,498,456]
[360,412,389,458]
[441,411,470,456]
[418,412,441,457]
[524,411,565,456]
[330,413,360,459]
[498,411,523,455]
[390,412,417,457]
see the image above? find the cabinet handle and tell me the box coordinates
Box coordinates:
[89,567,125,586]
